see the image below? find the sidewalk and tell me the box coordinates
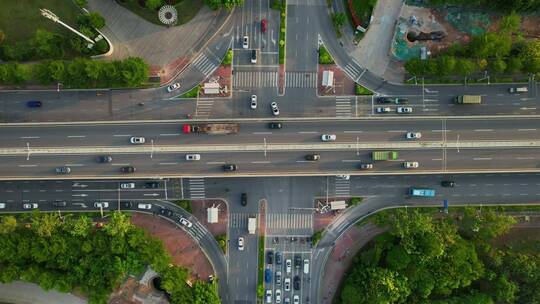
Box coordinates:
[319,222,386,304]
[335,0,405,83]
[87,0,230,83]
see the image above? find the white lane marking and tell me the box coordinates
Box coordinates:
[342,160,362,162]
[343,131,363,133]
[20,136,40,139]
[253,132,273,135]
[111,163,130,166]
[67,135,86,138]
[65,164,84,167]
[431,130,452,132]
[296,160,313,163]
[473,158,492,160]
[431,158,442,161]
[113,134,131,137]
[518,129,537,131]
[387,130,406,133]
[18,165,38,167]
[252,161,271,164]
[159,162,179,165]
[474,129,494,132]
[520,183,529,186]
[159,133,181,136]
[520,193,529,196]
[517,157,534,160]
[298,131,318,134]
[206,161,226,165]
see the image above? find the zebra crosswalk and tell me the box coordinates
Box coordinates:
[196,99,214,118]
[192,52,220,77]
[285,72,317,88]
[334,177,350,197]
[188,178,205,199]
[188,221,208,241]
[336,98,352,117]
[342,62,365,82]
[233,71,278,88]
[266,213,313,236]
[230,213,258,229]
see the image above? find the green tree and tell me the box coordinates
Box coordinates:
[193,281,220,304]
[499,13,521,34]
[48,60,66,82]
[455,58,476,76]
[507,57,523,73]
[490,58,507,73]
[519,39,540,73]
[34,29,64,59]
[332,13,346,29]
[87,12,106,29]
[405,58,426,76]
[145,0,163,10]
[437,55,457,76]
[119,57,149,87]
[0,30,5,44]
[0,216,18,234]
[74,0,88,7]
[468,33,512,59]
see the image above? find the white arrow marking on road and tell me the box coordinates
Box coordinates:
[520,107,537,110]
[72,183,88,188]
[72,194,88,197]
[72,203,87,208]
[423,99,439,102]
[143,193,160,197]
[424,89,439,93]
[422,108,439,111]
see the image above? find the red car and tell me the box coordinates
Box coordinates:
[261,19,267,33]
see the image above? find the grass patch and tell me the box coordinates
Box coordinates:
[318,45,335,64]
[173,200,192,213]
[355,83,373,95]
[181,85,200,98]
[257,235,266,300]
[0,0,81,44]
[312,229,324,246]
[348,197,363,206]
[222,49,233,65]
[117,0,204,26]
[216,233,227,254]
[277,0,286,65]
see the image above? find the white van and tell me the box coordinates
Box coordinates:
[509,87,528,94]
[303,259,310,274]
[0,203,6,209]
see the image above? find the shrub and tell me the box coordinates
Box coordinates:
[145,0,163,10]
[355,84,373,95]
[349,197,363,206]
[222,49,233,65]
[312,229,324,246]
[174,200,192,213]
[318,45,335,64]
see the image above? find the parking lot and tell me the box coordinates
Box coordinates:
[264,236,313,303]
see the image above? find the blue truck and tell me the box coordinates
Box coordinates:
[409,188,435,197]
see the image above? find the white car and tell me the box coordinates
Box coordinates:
[360,163,374,170]
[238,237,245,251]
[243,36,249,49]
[266,289,272,304]
[94,202,109,208]
[166,82,180,92]
[321,134,336,142]
[0,203,6,209]
[376,107,391,113]
[303,259,310,274]
[185,154,201,161]
[406,132,422,139]
[404,161,419,169]
[271,102,280,116]
[129,136,145,144]
[120,182,135,189]
[180,217,193,228]
[336,175,350,180]
[284,277,291,291]
[397,107,413,114]
[293,295,300,304]
[137,203,152,210]
[250,95,257,109]
[275,289,282,303]
[285,259,292,273]
[23,203,38,209]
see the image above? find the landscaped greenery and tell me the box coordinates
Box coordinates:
[0,57,149,88]
[181,85,201,98]
[331,12,346,38]
[174,200,192,213]
[205,0,244,10]
[0,212,219,304]
[348,0,376,28]
[318,45,335,64]
[428,0,540,12]
[274,0,286,64]
[340,207,540,304]
[117,0,204,26]
[216,234,227,253]
[222,49,233,65]
[355,83,373,95]
[405,14,540,81]
[257,235,265,300]
[312,229,324,246]
[348,197,363,206]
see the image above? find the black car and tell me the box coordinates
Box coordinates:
[441,180,455,187]
[305,154,320,161]
[159,208,173,217]
[120,166,136,173]
[145,182,160,189]
[293,275,301,290]
[376,97,393,104]
[223,164,238,172]
[121,201,133,208]
[26,100,42,108]
[267,250,274,264]
[241,193,247,206]
[268,122,282,129]
[52,201,67,207]
[97,155,113,163]
[275,251,282,265]
[294,254,301,269]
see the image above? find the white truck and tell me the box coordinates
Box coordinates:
[248,217,257,234]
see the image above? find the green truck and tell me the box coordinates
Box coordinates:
[372,151,398,161]
[455,95,482,104]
